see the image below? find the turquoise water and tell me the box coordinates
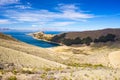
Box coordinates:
[3,31,61,48]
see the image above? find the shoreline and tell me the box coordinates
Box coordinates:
[27,33,63,46]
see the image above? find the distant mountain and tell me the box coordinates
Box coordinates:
[51,28,120,45]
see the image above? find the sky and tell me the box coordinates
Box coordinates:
[0,0,120,31]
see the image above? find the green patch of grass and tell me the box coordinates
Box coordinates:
[67,63,104,68]
[40,72,47,79]
[62,77,68,80]
[7,76,17,80]
[0,70,5,75]
[42,67,52,72]
[12,69,18,75]
[21,68,34,74]
[49,76,55,80]
[42,66,64,72]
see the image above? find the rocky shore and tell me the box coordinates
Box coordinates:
[28,32,62,45]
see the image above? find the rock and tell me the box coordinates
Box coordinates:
[32,32,54,41]
[2,63,15,71]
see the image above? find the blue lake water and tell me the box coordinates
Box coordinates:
[3,31,62,48]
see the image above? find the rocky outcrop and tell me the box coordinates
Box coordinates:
[29,32,54,41]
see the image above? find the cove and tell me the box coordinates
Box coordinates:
[3,31,61,48]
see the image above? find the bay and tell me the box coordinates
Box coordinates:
[3,31,61,48]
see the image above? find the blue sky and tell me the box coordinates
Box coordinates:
[0,0,120,31]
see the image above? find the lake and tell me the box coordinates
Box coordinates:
[3,31,61,48]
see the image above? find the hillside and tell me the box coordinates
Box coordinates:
[0,32,17,41]
[57,28,120,39]
[1,32,120,80]
[51,28,120,45]
[0,33,66,70]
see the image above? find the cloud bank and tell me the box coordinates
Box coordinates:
[0,1,95,30]
[0,0,19,5]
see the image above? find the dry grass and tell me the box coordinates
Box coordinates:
[1,33,120,80]
[0,46,66,69]
[0,39,62,62]
[0,38,67,71]
[49,44,120,68]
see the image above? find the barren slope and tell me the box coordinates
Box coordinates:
[0,33,66,70]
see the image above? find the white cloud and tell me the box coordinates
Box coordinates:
[5,4,94,22]
[14,5,31,9]
[14,2,32,9]
[0,19,11,24]
[57,4,78,11]
[0,0,19,6]
[32,25,37,27]
[50,22,75,27]
[2,4,95,27]
[57,4,94,20]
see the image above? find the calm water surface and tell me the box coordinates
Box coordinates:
[3,31,61,48]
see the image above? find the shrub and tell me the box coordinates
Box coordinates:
[40,72,47,79]
[43,67,52,72]
[62,39,73,46]
[81,37,92,45]
[94,34,116,43]
[52,33,116,46]
[7,76,17,80]
[72,37,82,44]
[22,70,33,74]
[51,33,66,42]
[62,37,82,45]
[105,34,116,41]
[12,69,18,75]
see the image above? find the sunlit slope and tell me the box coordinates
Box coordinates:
[0,33,66,69]
[0,46,66,69]
[0,32,17,41]
[49,43,120,68]
[0,39,62,62]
